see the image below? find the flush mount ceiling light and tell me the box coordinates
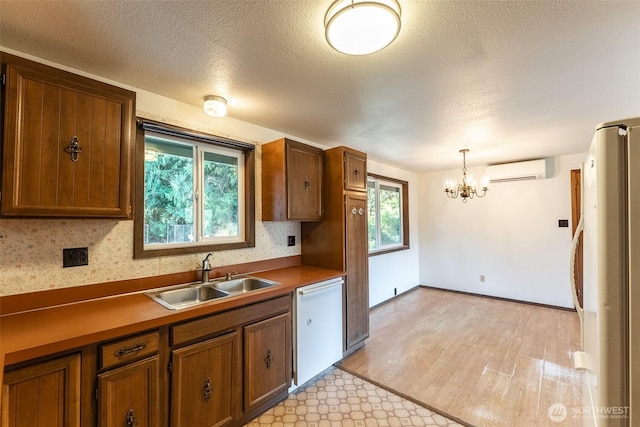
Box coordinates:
[325,0,401,55]
[443,149,489,203]
[203,95,227,117]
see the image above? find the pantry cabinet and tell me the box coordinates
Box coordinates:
[0,53,135,218]
[1,353,81,427]
[302,147,370,355]
[262,138,323,221]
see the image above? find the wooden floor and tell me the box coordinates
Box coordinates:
[339,287,584,427]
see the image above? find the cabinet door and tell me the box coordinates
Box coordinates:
[244,312,291,410]
[286,141,323,221]
[97,356,160,427]
[344,151,367,192]
[1,353,81,427]
[345,192,370,351]
[1,56,134,218]
[171,332,241,427]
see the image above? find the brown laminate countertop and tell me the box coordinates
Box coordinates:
[0,265,344,371]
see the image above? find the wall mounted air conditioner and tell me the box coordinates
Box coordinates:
[486,158,550,183]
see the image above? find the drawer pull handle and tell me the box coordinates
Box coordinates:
[114,342,146,358]
[304,177,310,191]
[64,136,83,162]
[265,349,273,368]
[126,409,138,427]
[203,377,212,401]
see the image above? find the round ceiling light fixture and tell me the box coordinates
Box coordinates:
[325,0,401,55]
[203,95,228,117]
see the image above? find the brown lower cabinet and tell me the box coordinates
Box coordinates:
[2,294,292,427]
[171,332,241,427]
[97,356,160,427]
[244,313,291,411]
[1,353,81,427]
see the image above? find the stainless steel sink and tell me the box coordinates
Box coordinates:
[146,284,229,310]
[145,276,280,310]
[213,276,280,294]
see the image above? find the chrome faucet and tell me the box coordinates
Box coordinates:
[202,253,212,283]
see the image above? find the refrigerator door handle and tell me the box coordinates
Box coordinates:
[570,215,585,324]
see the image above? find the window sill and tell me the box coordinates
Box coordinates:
[368,245,410,257]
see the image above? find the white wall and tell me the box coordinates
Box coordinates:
[417,153,584,308]
[367,159,420,307]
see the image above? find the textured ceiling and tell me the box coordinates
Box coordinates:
[1,0,639,171]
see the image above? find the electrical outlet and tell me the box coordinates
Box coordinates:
[287,235,295,246]
[480,275,486,283]
[63,247,89,268]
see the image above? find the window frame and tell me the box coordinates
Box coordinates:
[133,119,255,259]
[367,173,410,256]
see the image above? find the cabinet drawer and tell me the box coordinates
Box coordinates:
[99,331,159,370]
[171,295,291,347]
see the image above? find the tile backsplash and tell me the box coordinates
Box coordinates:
[0,219,299,296]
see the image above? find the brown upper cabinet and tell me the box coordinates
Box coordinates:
[1,53,136,218]
[344,150,367,192]
[261,138,323,221]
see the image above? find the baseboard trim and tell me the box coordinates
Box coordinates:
[369,285,420,311]
[418,285,577,312]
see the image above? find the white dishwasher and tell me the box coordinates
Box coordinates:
[293,278,344,388]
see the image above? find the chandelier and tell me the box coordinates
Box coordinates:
[444,149,488,202]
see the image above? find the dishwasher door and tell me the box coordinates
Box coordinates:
[294,278,344,388]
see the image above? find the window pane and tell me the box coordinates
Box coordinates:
[367,180,378,250]
[144,136,194,245]
[203,151,240,238]
[379,184,401,246]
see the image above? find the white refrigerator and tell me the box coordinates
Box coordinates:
[571,117,639,426]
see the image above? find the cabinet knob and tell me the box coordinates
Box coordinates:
[64,136,83,162]
[125,409,138,427]
[358,208,364,215]
[304,177,310,191]
[354,169,360,176]
[203,377,212,401]
[351,207,357,215]
[265,349,273,368]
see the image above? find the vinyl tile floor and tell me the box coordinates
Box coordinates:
[244,367,465,427]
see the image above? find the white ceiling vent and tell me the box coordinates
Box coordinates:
[486,158,549,183]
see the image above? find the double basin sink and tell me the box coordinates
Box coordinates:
[146,276,280,310]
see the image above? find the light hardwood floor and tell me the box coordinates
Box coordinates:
[339,287,584,426]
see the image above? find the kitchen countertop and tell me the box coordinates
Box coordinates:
[0,265,344,384]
